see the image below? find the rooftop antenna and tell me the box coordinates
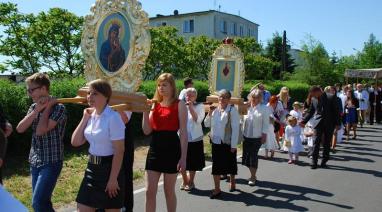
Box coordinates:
[218,5,221,12]
[238,10,240,16]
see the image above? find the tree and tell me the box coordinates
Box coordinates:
[184,36,220,80]
[31,8,84,76]
[245,54,277,80]
[0,3,40,74]
[359,33,382,68]
[143,26,187,80]
[0,3,84,76]
[264,32,296,79]
[292,35,339,85]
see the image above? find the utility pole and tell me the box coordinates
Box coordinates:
[282,30,287,77]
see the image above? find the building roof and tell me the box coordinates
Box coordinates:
[149,10,259,26]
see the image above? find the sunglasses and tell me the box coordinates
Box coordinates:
[27,86,42,94]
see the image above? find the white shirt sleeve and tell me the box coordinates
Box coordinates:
[195,104,205,124]
[230,106,240,149]
[109,112,126,141]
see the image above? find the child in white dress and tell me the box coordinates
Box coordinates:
[283,116,304,164]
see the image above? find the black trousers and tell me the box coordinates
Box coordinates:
[370,105,375,124]
[312,126,334,165]
[376,104,382,123]
[123,116,135,211]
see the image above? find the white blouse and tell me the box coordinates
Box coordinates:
[84,106,125,156]
[243,104,269,138]
[354,90,369,110]
[204,105,240,148]
[186,103,205,142]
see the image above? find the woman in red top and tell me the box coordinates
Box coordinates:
[142,73,188,212]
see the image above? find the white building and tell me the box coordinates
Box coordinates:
[149,10,259,41]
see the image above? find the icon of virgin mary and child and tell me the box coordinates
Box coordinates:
[99,23,126,72]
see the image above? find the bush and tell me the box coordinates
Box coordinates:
[1,78,309,155]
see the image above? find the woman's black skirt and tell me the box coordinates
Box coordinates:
[186,140,205,171]
[242,137,262,169]
[145,131,181,174]
[76,155,125,209]
[211,142,237,175]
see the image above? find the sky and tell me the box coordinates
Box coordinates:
[1,0,382,57]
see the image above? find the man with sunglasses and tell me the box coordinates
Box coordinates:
[16,73,67,212]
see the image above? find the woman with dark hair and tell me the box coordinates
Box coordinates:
[142,73,188,212]
[345,90,358,141]
[72,79,126,211]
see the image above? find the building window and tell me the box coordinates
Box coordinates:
[220,20,227,33]
[229,23,236,35]
[183,19,194,33]
[251,28,255,37]
[156,22,167,27]
[239,25,244,37]
[247,28,251,37]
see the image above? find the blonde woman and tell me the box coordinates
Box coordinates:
[277,87,292,137]
[142,73,188,212]
[242,89,268,186]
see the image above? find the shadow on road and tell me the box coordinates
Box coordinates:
[190,180,353,211]
[326,165,382,178]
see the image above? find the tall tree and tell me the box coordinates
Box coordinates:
[184,36,220,80]
[293,35,339,85]
[0,3,84,76]
[31,8,84,76]
[265,32,296,79]
[143,26,187,80]
[359,33,382,68]
[0,3,40,74]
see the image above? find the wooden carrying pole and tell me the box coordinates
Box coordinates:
[57,87,151,112]
[205,95,247,115]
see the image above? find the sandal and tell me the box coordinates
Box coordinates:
[209,190,222,199]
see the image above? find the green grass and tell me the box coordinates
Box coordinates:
[2,147,145,211]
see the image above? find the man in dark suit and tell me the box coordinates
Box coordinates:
[301,86,340,169]
[369,86,376,125]
[376,85,382,124]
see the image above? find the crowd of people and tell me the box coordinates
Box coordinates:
[0,73,381,212]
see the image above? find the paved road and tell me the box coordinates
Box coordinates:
[132,124,382,212]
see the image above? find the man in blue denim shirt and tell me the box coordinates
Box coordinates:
[16,73,67,212]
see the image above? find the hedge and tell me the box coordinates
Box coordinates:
[0,78,309,155]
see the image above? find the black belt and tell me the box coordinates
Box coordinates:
[88,154,113,165]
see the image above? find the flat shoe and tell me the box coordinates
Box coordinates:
[180,184,186,190]
[184,184,195,191]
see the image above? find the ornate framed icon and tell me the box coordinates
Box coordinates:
[209,38,245,98]
[81,0,151,92]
